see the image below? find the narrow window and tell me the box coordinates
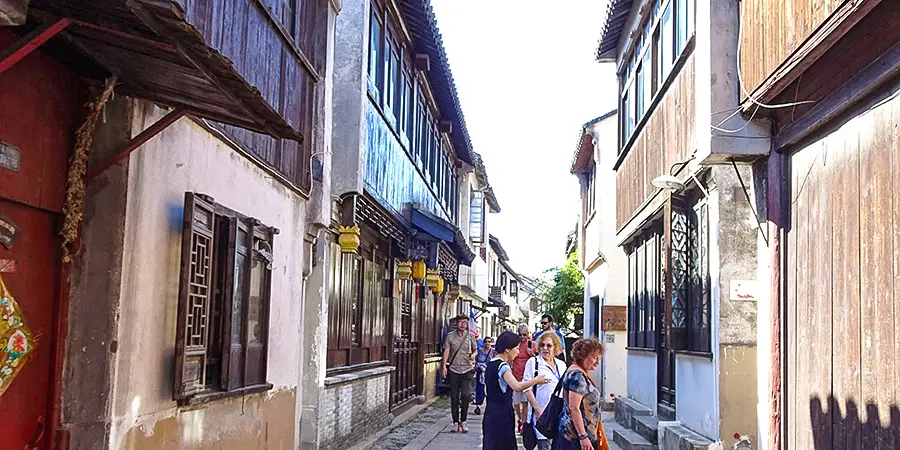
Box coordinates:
[367,8,383,103]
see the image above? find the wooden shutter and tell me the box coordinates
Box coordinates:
[174,192,216,400]
[221,218,249,391]
[244,225,272,386]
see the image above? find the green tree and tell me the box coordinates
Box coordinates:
[538,252,584,329]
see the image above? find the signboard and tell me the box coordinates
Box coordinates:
[601,305,627,331]
[0,142,20,172]
[730,280,758,301]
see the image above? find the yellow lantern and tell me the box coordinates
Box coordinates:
[396,261,412,280]
[425,269,440,288]
[412,260,426,281]
[433,277,445,294]
[338,225,360,254]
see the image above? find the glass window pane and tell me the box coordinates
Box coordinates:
[248,258,264,345]
[661,1,673,78]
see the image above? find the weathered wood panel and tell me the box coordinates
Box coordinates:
[365,101,451,222]
[738,0,845,97]
[616,54,695,230]
[770,2,900,132]
[786,87,900,448]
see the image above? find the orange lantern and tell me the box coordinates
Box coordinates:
[412,261,426,281]
[432,277,445,294]
[425,269,440,288]
[396,261,412,280]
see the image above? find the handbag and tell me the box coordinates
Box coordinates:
[534,365,565,439]
[522,356,539,450]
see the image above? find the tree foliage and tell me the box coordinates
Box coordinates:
[537,251,584,329]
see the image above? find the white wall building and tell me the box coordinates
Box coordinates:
[571,111,628,409]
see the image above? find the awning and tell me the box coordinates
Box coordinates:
[24,0,305,141]
[411,208,476,265]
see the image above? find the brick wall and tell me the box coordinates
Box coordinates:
[317,366,394,450]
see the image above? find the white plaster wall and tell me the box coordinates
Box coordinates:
[676,355,718,438]
[627,352,657,409]
[589,266,628,401]
[109,102,307,448]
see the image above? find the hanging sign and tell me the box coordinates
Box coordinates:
[0,213,17,249]
[0,274,35,397]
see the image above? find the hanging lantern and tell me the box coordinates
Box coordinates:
[337,225,360,254]
[432,277,445,294]
[396,261,412,280]
[425,269,440,288]
[412,260,426,281]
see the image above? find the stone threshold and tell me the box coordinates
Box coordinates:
[324,365,395,388]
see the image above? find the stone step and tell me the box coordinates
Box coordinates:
[657,422,715,450]
[614,397,654,429]
[613,428,658,450]
[633,415,659,444]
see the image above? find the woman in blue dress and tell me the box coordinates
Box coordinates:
[483,331,549,450]
[473,336,496,415]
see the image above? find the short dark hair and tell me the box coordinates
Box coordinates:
[495,331,520,354]
[571,338,605,366]
[541,314,554,322]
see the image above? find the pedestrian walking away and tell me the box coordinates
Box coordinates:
[553,338,610,450]
[482,331,549,450]
[442,313,478,433]
[512,323,537,432]
[534,314,567,361]
[474,335,496,415]
[524,331,568,450]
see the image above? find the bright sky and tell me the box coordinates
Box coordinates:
[431,0,619,277]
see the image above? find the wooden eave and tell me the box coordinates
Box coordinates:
[570,130,594,174]
[28,0,303,141]
[739,0,883,114]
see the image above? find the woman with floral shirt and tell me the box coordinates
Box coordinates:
[553,339,609,450]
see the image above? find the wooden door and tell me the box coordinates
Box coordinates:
[0,200,59,449]
[390,280,420,409]
[784,94,900,449]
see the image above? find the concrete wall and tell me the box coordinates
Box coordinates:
[317,369,393,450]
[106,101,309,450]
[423,359,442,401]
[675,354,717,438]
[627,352,657,409]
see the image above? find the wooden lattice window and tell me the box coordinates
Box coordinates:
[174,193,275,402]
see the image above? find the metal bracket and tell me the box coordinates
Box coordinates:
[86,108,186,181]
[0,18,72,76]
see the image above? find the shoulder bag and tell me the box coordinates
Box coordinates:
[522,356,540,449]
[534,366,566,439]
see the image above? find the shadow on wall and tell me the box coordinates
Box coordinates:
[809,395,900,448]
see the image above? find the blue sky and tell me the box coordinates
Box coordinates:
[430,0,619,277]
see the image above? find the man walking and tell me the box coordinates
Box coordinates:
[442,314,477,433]
[534,314,566,360]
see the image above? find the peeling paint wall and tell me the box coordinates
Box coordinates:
[104,101,308,450]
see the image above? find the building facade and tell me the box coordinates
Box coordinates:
[0,1,338,449]
[487,234,522,332]
[314,0,482,448]
[571,110,629,410]
[597,0,767,447]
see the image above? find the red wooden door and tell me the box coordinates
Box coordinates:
[0,199,58,449]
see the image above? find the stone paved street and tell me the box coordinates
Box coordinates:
[373,399,622,450]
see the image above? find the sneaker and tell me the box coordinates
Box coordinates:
[473,406,481,415]
[451,423,459,433]
[460,422,470,433]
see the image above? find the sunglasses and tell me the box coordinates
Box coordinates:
[519,333,529,337]
[540,321,549,325]
[539,343,554,348]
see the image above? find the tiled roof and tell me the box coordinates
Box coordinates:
[472,152,501,212]
[398,0,474,164]
[488,234,509,262]
[570,110,616,173]
[596,0,636,61]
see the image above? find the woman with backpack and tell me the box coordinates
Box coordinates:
[523,331,568,450]
[482,331,550,450]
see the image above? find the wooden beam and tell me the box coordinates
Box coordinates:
[87,108,186,181]
[742,0,883,111]
[774,40,900,150]
[0,18,72,75]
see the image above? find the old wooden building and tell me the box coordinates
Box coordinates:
[739,0,900,448]
[316,0,479,448]
[0,0,337,449]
